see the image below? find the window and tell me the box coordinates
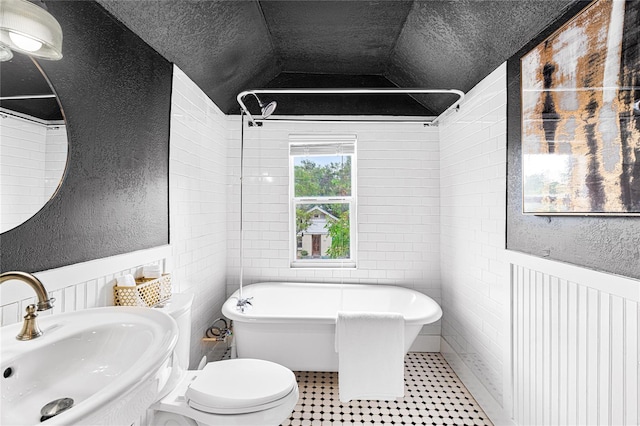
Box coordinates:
[289,135,356,268]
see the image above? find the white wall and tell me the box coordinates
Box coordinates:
[439,63,509,414]
[438,62,639,426]
[0,113,67,231]
[226,119,442,344]
[44,124,68,197]
[169,66,229,367]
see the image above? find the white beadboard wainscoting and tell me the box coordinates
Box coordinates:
[0,245,172,326]
[508,251,639,426]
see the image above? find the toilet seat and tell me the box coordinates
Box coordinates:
[186,359,297,414]
[152,358,299,426]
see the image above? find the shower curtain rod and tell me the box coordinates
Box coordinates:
[244,117,440,126]
[236,88,465,127]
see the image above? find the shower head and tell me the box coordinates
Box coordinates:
[260,100,277,118]
[254,94,277,118]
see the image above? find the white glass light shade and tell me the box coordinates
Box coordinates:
[0,0,62,60]
[9,30,41,51]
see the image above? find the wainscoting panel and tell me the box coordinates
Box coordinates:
[0,246,171,327]
[511,257,639,426]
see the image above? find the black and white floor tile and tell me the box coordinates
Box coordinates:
[281,353,493,426]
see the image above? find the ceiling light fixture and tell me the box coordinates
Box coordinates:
[0,0,63,61]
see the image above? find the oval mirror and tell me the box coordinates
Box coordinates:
[0,54,68,233]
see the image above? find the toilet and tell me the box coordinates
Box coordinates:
[150,293,299,426]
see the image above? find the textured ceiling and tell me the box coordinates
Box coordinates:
[260,1,414,75]
[5,0,579,118]
[387,0,581,113]
[96,0,577,115]
[98,0,280,115]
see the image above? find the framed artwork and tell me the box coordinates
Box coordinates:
[521,0,639,215]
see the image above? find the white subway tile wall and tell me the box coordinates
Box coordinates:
[44,124,68,196]
[226,119,442,338]
[169,66,229,368]
[0,115,65,230]
[438,63,508,406]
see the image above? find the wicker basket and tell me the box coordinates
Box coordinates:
[113,274,172,307]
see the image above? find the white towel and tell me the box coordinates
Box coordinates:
[335,311,405,402]
[142,264,161,279]
[115,274,136,287]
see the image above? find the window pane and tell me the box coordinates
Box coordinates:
[295,203,350,260]
[294,155,351,197]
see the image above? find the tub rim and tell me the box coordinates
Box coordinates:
[222,281,442,325]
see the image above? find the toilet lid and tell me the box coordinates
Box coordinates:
[185,359,297,414]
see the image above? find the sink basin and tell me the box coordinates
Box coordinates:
[1,307,178,425]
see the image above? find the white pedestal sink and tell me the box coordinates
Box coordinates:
[1,307,178,425]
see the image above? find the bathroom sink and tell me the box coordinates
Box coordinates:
[0,307,178,425]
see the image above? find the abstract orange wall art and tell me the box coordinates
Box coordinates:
[521,0,639,214]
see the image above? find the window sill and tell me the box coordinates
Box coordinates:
[290,260,356,269]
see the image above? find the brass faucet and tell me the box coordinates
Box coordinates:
[0,271,55,340]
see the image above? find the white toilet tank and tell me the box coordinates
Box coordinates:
[156,293,194,371]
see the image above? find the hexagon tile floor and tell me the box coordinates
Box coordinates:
[281,352,493,426]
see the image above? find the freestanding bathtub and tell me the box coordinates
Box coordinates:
[221,282,442,371]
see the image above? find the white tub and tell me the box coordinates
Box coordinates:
[221,282,442,371]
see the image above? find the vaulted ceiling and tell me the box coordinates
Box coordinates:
[96,0,576,116]
[2,1,578,119]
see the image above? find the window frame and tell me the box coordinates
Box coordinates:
[288,135,357,269]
